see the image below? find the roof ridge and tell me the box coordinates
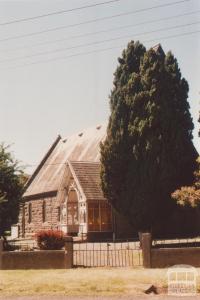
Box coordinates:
[62,123,106,140]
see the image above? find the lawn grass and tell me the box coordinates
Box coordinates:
[1,267,199,296]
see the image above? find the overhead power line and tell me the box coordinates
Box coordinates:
[3,29,200,71]
[0,0,122,26]
[1,10,199,53]
[0,20,199,64]
[0,0,190,43]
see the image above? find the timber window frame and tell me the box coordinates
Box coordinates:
[88,201,112,232]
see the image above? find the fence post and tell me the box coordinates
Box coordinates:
[64,236,73,268]
[0,238,3,270]
[141,232,152,268]
[107,243,110,266]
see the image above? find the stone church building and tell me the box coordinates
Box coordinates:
[19,124,134,240]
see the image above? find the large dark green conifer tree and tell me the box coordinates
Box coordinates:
[100,41,197,232]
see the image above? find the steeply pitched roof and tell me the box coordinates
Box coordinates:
[23,124,106,198]
[69,161,106,201]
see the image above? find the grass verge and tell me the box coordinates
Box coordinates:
[0,267,199,296]
[0,268,169,295]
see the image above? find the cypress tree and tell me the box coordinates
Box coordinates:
[100,41,197,232]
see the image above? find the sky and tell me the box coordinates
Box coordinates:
[0,0,199,174]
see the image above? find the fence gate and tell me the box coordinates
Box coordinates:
[73,241,142,267]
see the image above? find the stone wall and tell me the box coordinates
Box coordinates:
[19,195,137,240]
[19,194,60,238]
[0,239,73,270]
[141,233,200,268]
[151,247,200,268]
[1,251,67,270]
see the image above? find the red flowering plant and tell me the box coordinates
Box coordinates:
[35,230,65,250]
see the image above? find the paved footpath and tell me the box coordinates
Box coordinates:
[0,296,199,300]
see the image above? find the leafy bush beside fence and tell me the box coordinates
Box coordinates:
[36,230,65,250]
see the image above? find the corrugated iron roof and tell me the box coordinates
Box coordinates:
[23,124,106,197]
[69,161,106,201]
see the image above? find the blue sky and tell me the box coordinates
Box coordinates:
[0,0,199,173]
